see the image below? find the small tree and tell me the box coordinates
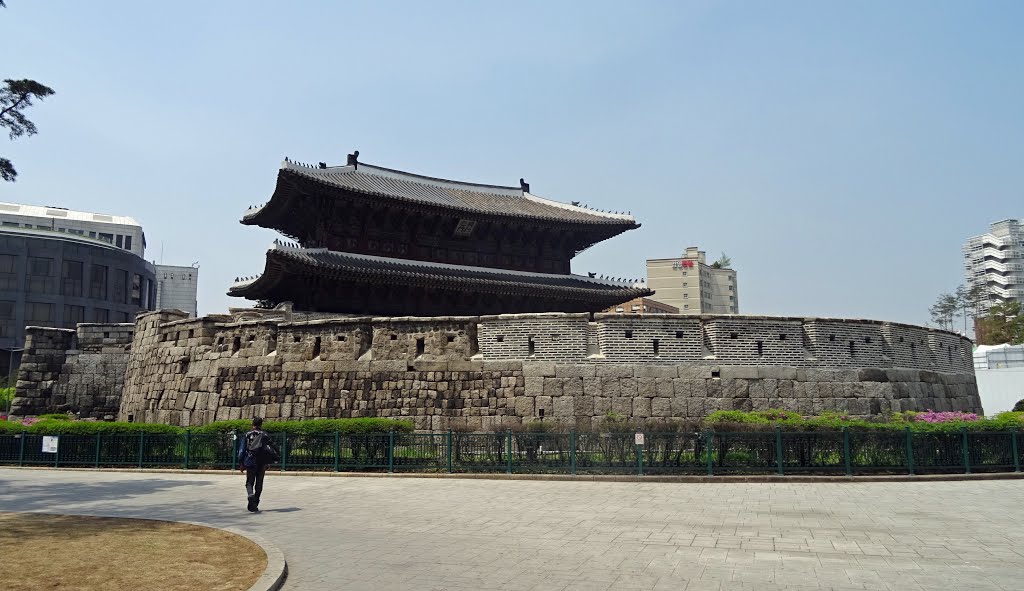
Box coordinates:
[711,253,732,269]
[976,301,1024,345]
[929,293,958,331]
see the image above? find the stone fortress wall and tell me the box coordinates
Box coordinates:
[107,310,980,431]
[11,323,135,419]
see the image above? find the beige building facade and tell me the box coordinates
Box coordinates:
[602,297,679,315]
[646,246,738,314]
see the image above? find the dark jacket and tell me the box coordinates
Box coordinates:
[237,429,280,468]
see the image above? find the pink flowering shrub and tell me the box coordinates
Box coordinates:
[20,417,38,426]
[913,410,979,423]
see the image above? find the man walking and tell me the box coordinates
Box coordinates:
[237,417,280,512]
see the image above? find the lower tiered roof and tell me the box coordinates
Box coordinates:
[229,243,651,316]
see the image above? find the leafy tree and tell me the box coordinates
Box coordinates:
[1,79,55,181]
[1,4,56,182]
[955,283,989,335]
[710,252,732,269]
[929,292,958,331]
[975,300,1024,345]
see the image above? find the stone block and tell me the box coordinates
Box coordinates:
[535,396,552,415]
[652,397,671,417]
[600,377,621,398]
[563,378,584,398]
[722,379,749,399]
[514,397,535,417]
[611,397,631,416]
[554,364,596,378]
[632,397,652,418]
[543,379,564,398]
[637,378,657,398]
[595,364,633,378]
[634,365,677,378]
[757,366,798,380]
[720,366,758,379]
[553,396,575,417]
[655,377,674,398]
[522,362,556,377]
[525,377,545,397]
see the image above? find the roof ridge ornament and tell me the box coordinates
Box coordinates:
[347,150,360,170]
[519,178,530,193]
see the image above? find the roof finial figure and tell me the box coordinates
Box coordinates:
[519,178,530,193]
[347,150,360,169]
[588,272,596,278]
[318,162,327,169]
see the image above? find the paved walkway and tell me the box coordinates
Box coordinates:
[1,470,1022,590]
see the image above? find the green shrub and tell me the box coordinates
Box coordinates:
[1013,400,1024,412]
[37,413,74,421]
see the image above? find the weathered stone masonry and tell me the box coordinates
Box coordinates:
[106,310,980,430]
[11,323,134,419]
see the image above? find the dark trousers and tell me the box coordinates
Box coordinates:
[245,465,267,505]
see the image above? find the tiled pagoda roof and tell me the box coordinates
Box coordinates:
[229,242,651,307]
[243,159,640,228]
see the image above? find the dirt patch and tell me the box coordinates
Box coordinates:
[0,512,267,591]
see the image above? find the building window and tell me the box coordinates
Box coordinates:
[25,302,55,326]
[684,304,689,310]
[0,254,17,290]
[98,233,113,244]
[92,308,108,323]
[62,260,84,297]
[0,300,14,337]
[64,304,85,327]
[125,235,132,251]
[130,273,142,306]
[90,264,108,299]
[88,231,96,238]
[1,221,17,227]
[27,257,56,294]
[111,269,128,304]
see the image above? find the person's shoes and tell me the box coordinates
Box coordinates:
[247,495,256,512]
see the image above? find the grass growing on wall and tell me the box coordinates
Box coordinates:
[0,417,415,435]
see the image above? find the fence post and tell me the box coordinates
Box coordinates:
[843,427,852,476]
[705,431,713,476]
[570,430,576,476]
[54,435,60,468]
[333,431,340,472]
[280,434,288,472]
[961,428,971,474]
[388,430,394,473]
[230,431,237,471]
[18,431,25,467]
[506,429,513,474]
[775,427,784,476]
[1013,429,1020,473]
[637,437,644,477]
[184,429,191,470]
[95,433,101,469]
[446,430,452,474]
[905,427,914,476]
[138,431,144,469]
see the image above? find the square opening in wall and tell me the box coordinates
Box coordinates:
[337,335,346,342]
[416,337,425,356]
[711,370,720,379]
[829,334,836,342]
[293,335,301,343]
[675,331,684,339]
[390,334,398,341]
[447,335,456,343]
[864,336,872,344]
[496,335,504,343]
[779,334,786,340]
[730,332,738,339]
[624,330,633,338]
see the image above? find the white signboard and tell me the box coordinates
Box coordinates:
[634,433,645,446]
[41,436,59,454]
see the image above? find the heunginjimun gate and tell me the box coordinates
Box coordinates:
[229,153,652,316]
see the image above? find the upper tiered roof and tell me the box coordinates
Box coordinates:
[242,157,640,234]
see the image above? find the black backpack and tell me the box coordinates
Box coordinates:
[244,429,278,464]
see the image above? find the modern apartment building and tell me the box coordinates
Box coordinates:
[963,219,1024,315]
[646,246,738,314]
[155,263,199,316]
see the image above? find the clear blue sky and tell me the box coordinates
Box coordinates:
[2,1,1022,326]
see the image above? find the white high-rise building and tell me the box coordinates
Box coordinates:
[963,219,1024,315]
[154,264,199,317]
[646,247,738,314]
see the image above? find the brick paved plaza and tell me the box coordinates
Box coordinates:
[1,470,1022,590]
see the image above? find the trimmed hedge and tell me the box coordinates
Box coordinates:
[0,417,415,436]
[703,409,1024,433]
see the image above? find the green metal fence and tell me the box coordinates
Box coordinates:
[0,428,1020,476]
